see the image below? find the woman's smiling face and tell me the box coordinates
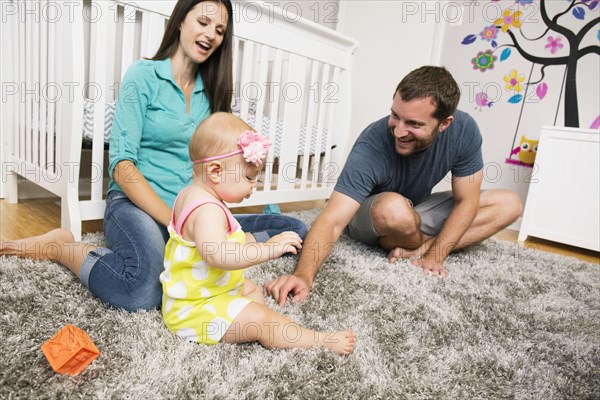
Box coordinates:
[177,1,228,65]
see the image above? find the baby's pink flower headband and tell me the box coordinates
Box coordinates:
[193,130,270,166]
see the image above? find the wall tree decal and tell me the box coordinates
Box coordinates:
[462,0,599,128]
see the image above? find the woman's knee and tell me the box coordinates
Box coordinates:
[286,216,308,239]
[90,275,162,311]
[87,230,166,311]
[236,214,307,240]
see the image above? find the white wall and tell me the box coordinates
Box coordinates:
[337,0,439,144]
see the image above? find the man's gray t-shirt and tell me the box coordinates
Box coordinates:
[335,110,484,206]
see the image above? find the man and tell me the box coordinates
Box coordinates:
[265,66,523,305]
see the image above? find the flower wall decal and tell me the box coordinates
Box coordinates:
[494,9,523,32]
[545,36,564,54]
[480,25,499,42]
[471,50,498,72]
[504,69,525,92]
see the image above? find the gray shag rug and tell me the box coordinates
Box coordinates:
[1,209,599,399]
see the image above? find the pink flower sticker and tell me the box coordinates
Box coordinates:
[545,36,564,54]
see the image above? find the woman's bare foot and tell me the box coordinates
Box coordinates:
[319,330,357,355]
[0,228,96,275]
[1,228,74,259]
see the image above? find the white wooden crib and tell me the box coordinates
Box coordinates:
[3,0,358,240]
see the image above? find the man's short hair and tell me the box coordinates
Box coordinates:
[395,66,461,121]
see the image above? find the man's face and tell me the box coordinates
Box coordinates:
[388,93,453,156]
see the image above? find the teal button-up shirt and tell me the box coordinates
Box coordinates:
[108,58,211,208]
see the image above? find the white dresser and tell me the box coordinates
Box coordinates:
[519,126,600,252]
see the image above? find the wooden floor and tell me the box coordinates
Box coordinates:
[1,198,598,265]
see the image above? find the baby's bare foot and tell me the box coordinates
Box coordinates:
[321,330,357,355]
[0,228,75,261]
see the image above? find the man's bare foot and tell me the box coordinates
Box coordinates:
[387,236,434,263]
[320,330,357,355]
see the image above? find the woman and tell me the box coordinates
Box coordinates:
[1,0,306,311]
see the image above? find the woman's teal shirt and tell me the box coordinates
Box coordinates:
[108,58,211,208]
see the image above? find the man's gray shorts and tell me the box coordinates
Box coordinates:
[345,191,455,246]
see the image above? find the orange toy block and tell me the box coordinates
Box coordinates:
[41,324,100,375]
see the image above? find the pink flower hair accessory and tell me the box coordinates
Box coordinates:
[193,130,270,165]
[237,130,270,165]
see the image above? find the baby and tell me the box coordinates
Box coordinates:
[160,112,356,355]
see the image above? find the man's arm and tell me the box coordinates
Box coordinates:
[414,170,483,276]
[264,191,360,305]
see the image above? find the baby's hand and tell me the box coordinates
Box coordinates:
[266,232,303,258]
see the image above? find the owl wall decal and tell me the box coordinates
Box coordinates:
[509,136,539,165]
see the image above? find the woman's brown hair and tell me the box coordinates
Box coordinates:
[150,0,233,113]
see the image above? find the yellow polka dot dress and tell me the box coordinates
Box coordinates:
[160,198,251,345]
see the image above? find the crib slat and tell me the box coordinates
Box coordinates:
[232,37,240,86]
[251,44,270,193]
[16,1,25,161]
[53,0,65,173]
[31,1,41,166]
[39,1,48,169]
[139,11,151,58]
[46,0,56,172]
[239,41,254,122]
[104,4,118,101]
[322,66,341,187]
[312,64,330,185]
[278,53,307,191]
[253,45,269,142]
[299,61,320,189]
[120,3,137,79]
[24,0,33,164]
[261,49,284,192]
[140,12,164,59]
[89,1,110,202]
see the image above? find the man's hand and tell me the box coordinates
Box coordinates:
[411,257,448,277]
[264,275,311,306]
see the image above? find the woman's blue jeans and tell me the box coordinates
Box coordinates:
[79,191,307,311]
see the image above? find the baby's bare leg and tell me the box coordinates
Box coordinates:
[241,278,265,304]
[0,228,96,276]
[221,302,356,355]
